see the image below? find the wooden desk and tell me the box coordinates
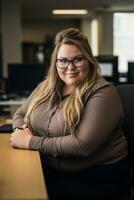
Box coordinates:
[0,134,48,200]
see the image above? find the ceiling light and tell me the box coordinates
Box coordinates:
[52,9,88,15]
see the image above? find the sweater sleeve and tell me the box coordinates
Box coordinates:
[29,84,124,157]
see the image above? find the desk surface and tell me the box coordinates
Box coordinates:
[0,134,48,200]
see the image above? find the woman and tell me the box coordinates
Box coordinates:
[10,28,130,200]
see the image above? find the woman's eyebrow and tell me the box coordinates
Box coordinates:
[57,55,83,59]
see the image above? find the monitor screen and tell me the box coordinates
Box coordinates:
[95,55,119,84]
[99,63,113,77]
[6,63,48,96]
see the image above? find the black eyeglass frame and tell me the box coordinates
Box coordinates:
[56,55,86,69]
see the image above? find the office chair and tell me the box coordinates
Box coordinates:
[116,84,134,199]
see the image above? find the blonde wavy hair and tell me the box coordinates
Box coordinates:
[24,28,101,134]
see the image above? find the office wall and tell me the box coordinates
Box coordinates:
[97,12,113,55]
[22,19,81,43]
[1,0,22,77]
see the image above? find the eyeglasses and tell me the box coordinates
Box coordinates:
[56,55,85,69]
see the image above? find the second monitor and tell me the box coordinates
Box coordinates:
[128,62,134,84]
[6,63,48,97]
[95,55,119,85]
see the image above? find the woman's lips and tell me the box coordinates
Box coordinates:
[66,72,79,76]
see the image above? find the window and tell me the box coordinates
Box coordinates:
[114,13,134,73]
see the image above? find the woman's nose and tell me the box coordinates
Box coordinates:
[68,61,76,70]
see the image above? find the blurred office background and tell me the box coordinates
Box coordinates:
[0,0,134,117]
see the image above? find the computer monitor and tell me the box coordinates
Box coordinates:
[95,55,119,85]
[99,63,113,77]
[6,63,48,96]
[128,62,134,84]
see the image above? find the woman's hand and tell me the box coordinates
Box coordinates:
[10,128,33,149]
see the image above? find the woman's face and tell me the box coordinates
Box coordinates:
[56,44,89,89]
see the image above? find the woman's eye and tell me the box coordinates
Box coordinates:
[75,57,83,62]
[60,59,68,64]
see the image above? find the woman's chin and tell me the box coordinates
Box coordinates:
[66,80,80,87]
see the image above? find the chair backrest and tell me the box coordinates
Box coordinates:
[116,84,134,166]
